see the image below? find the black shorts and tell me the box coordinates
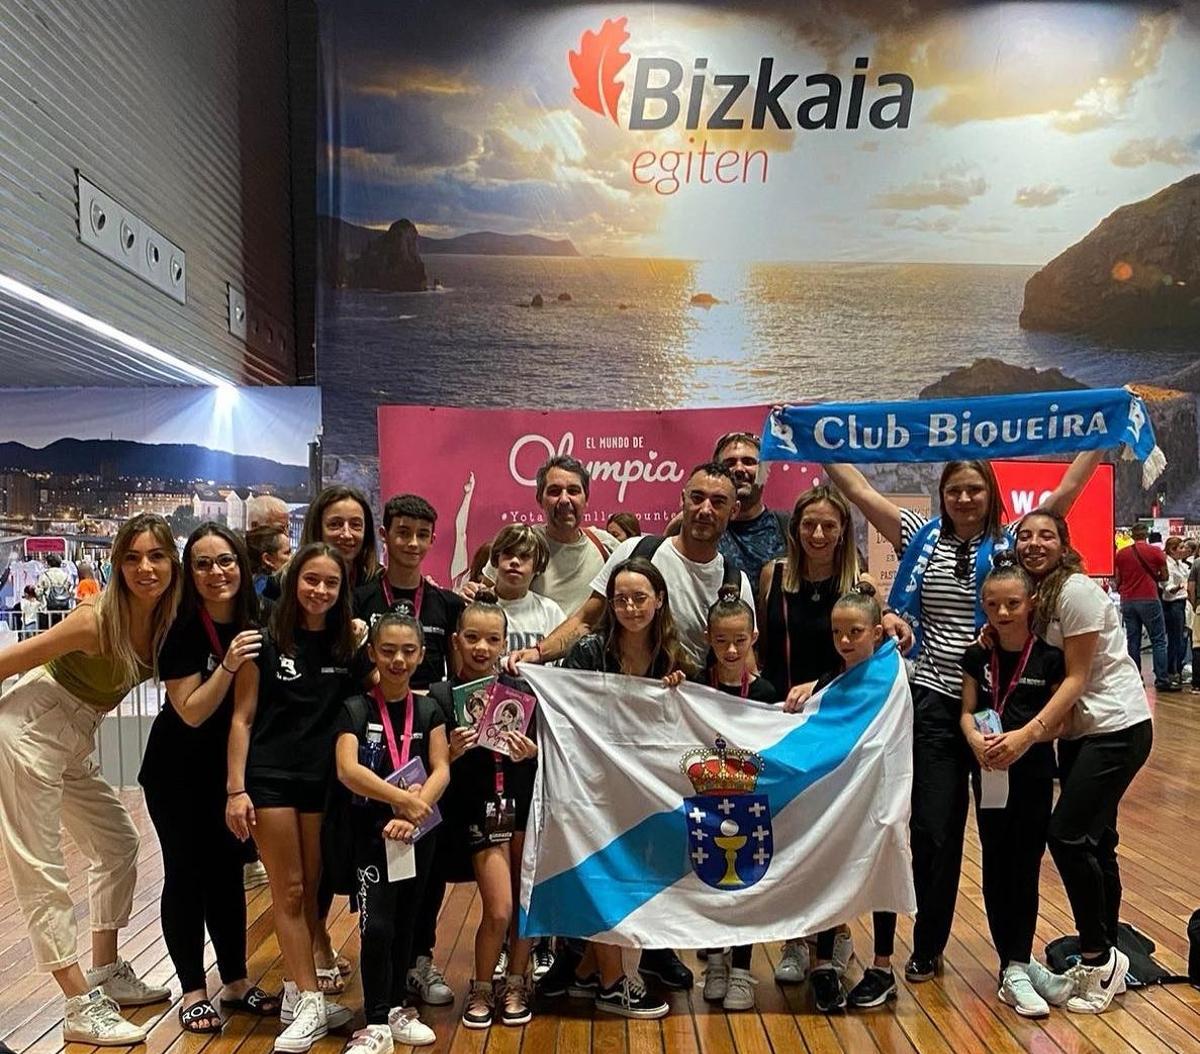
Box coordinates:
[247,775,326,813]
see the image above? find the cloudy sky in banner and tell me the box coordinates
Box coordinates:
[319,0,1200,263]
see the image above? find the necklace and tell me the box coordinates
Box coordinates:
[802,575,832,603]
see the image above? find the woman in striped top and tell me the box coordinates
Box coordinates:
[822,453,1102,982]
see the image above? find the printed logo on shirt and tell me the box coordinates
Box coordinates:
[277,656,301,682]
[320,666,349,675]
[206,654,218,673]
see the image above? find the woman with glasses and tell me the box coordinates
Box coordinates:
[823,455,1102,983]
[138,523,277,1032]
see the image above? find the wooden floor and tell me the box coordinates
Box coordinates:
[2,693,1199,1054]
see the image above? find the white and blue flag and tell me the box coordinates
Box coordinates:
[518,640,916,949]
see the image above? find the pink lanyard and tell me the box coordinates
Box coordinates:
[710,666,750,698]
[371,685,414,769]
[381,576,424,620]
[989,635,1036,717]
[199,608,225,660]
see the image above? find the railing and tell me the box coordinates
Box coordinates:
[1,613,166,788]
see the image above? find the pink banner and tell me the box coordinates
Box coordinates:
[377,404,822,586]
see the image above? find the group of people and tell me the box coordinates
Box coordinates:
[1112,525,1199,693]
[0,432,1156,1053]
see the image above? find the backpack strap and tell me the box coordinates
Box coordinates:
[581,527,611,560]
[631,535,666,562]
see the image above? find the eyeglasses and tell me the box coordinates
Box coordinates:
[612,592,654,610]
[193,553,238,574]
[954,540,972,582]
[714,431,760,457]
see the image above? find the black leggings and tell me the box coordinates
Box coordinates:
[974,762,1053,970]
[357,831,435,1025]
[144,788,247,993]
[1049,721,1152,954]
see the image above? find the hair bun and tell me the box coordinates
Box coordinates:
[473,588,499,606]
[717,583,741,604]
[852,580,877,598]
[992,550,1019,570]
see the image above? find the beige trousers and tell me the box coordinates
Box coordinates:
[0,668,139,970]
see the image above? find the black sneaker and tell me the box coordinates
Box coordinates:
[847,968,897,1008]
[640,949,694,990]
[811,967,846,1013]
[595,975,669,1019]
[903,954,941,983]
[535,945,583,998]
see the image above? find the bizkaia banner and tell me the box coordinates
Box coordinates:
[317,2,1200,520]
[376,404,819,587]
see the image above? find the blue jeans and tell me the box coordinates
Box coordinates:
[1121,598,1168,685]
[1163,599,1188,678]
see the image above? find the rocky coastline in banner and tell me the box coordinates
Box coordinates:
[317,174,1200,520]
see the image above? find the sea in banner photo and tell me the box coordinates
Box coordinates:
[317,256,1196,455]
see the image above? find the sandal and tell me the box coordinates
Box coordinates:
[220,985,281,1016]
[336,955,353,979]
[179,999,223,1034]
[317,966,345,994]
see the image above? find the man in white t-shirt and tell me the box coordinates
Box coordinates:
[516,461,753,670]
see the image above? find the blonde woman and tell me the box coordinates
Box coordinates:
[0,513,181,1045]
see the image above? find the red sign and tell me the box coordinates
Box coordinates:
[991,460,1115,576]
[377,404,821,587]
[24,536,67,557]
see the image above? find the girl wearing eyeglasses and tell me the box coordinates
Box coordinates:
[138,523,276,1033]
[823,453,1102,983]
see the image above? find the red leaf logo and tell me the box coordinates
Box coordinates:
[568,17,630,124]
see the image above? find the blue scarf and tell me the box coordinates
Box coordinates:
[888,517,1012,658]
[761,388,1165,487]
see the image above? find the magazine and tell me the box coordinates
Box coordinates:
[452,675,496,729]
[475,681,537,757]
[384,756,442,842]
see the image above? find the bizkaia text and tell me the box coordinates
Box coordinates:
[628,56,912,131]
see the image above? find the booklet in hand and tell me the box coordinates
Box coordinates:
[475,681,537,757]
[384,756,442,842]
[453,675,496,729]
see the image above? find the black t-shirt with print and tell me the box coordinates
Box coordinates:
[352,576,465,689]
[961,638,1063,778]
[336,691,446,839]
[140,610,240,793]
[248,626,369,785]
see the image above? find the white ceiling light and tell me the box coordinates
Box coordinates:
[0,271,235,389]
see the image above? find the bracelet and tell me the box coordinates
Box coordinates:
[220,659,235,674]
[1034,716,1049,733]
[535,639,546,660]
[227,789,247,797]
[881,607,898,618]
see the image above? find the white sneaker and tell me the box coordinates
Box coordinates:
[723,967,757,1012]
[281,980,353,1029]
[774,940,810,984]
[407,955,454,1006]
[63,988,147,1046]
[832,931,855,976]
[86,957,170,1006]
[244,860,270,890]
[345,1024,392,1054]
[276,990,327,1052]
[1066,948,1130,1014]
[493,947,509,982]
[1026,959,1074,1006]
[999,963,1049,1018]
[702,952,729,1002]
[532,941,555,981]
[388,1006,436,1046]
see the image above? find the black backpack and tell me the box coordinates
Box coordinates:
[1046,921,1190,987]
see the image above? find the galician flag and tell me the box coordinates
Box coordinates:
[517,639,916,948]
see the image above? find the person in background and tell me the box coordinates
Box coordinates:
[0,514,180,1046]
[75,563,101,603]
[1112,522,1169,691]
[246,526,293,596]
[1162,535,1189,691]
[247,494,292,533]
[1188,551,1200,695]
[713,432,788,602]
[36,552,75,628]
[606,513,641,543]
[20,584,41,639]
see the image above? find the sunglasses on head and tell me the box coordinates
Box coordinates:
[954,540,972,582]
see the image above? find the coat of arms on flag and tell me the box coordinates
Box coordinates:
[682,737,771,890]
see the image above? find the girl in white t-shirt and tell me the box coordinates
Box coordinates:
[1000,509,1153,1016]
[490,525,566,654]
